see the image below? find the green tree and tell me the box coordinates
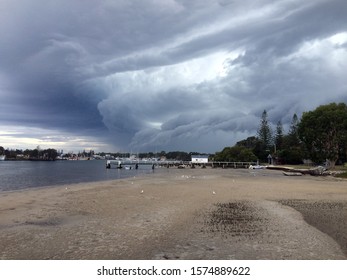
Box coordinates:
[31,149,39,159]
[236,136,258,150]
[166,151,190,161]
[256,110,273,161]
[215,146,257,162]
[257,110,273,148]
[287,113,300,147]
[23,149,32,157]
[43,149,58,160]
[275,120,284,151]
[159,151,166,157]
[278,114,305,164]
[298,103,347,168]
[277,144,304,165]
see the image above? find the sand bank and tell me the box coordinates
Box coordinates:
[0,168,346,259]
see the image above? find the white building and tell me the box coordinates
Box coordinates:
[191,155,209,163]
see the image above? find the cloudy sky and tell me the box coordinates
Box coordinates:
[1,0,346,153]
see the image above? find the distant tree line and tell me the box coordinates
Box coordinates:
[214,102,347,168]
[0,147,204,162]
[0,146,58,161]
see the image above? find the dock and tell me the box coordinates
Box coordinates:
[106,160,258,169]
[106,160,183,169]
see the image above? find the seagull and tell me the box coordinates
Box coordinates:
[140,190,144,194]
[212,191,216,195]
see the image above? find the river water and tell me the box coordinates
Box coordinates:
[0,160,155,192]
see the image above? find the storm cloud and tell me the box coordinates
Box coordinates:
[1,0,346,152]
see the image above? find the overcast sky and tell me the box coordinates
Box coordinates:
[1,0,346,153]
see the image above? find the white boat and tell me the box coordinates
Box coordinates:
[248,164,266,169]
[0,155,6,161]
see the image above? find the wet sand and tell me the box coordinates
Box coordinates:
[0,168,346,260]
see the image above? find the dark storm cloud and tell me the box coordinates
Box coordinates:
[0,0,346,152]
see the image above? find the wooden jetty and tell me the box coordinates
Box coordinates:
[106,160,258,169]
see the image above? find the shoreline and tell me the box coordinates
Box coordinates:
[0,168,346,260]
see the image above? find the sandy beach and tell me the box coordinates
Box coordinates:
[0,167,346,260]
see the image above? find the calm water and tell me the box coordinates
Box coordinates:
[0,160,154,192]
